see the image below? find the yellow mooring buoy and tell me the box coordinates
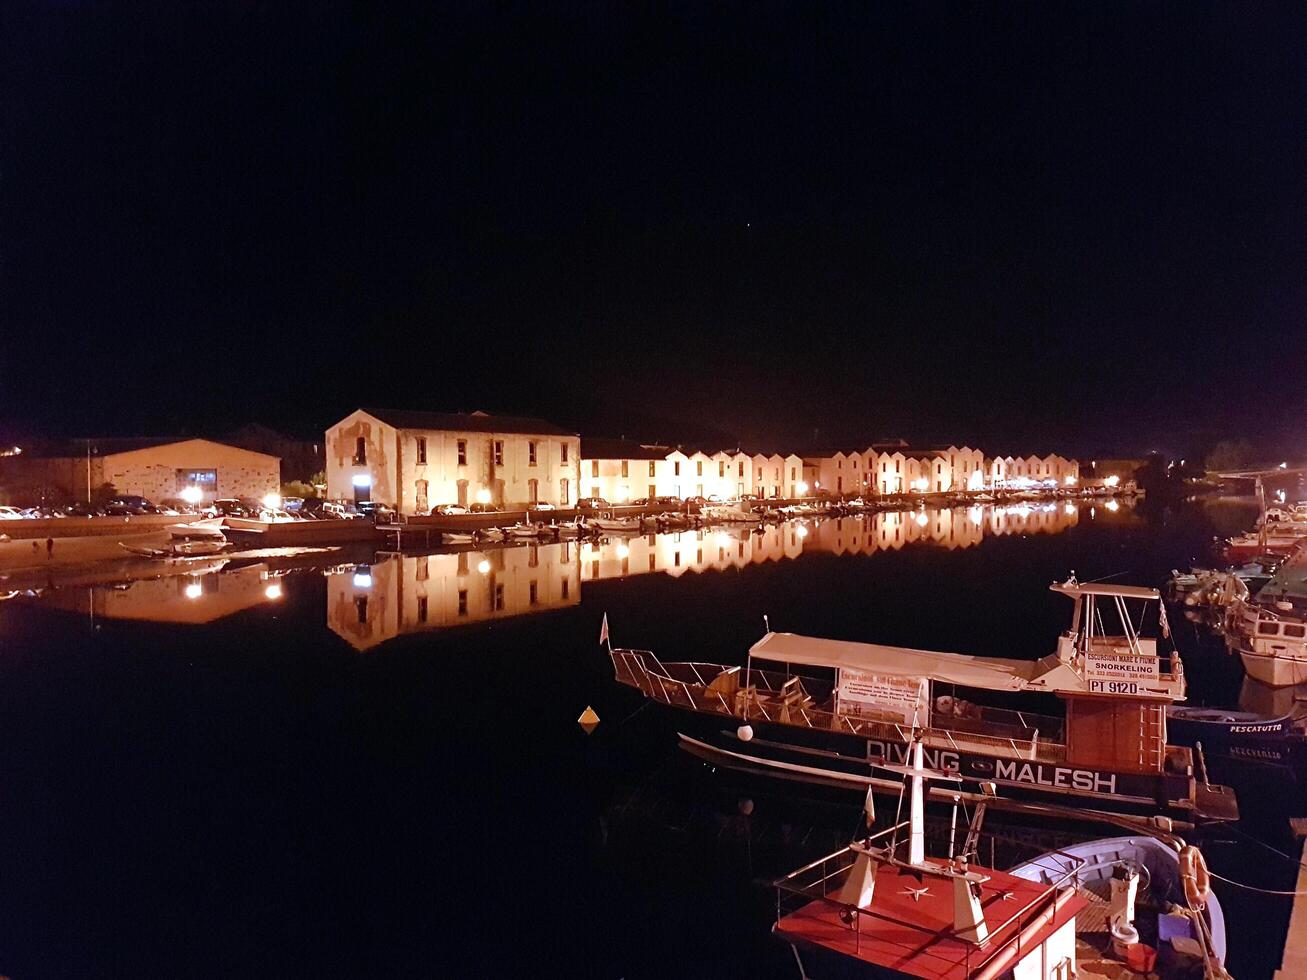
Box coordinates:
[577,705,600,734]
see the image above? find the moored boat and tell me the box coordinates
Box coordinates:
[1228,551,1307,686]
[1165,705,1296,750]
[119,519,228,559]
[609,577,1239,823]
[589,516,641,534]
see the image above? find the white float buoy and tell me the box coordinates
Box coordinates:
[737,724,754,742]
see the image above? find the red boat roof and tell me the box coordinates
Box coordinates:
[775,859,1087,979]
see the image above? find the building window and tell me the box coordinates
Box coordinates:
[718,461,724,477]
[417,596,428,623]
[738,462,744,477]
[417,556,429,582]
[458,589,468,616]
[529,581,538,605]
[493,441,504,466]
[649,554,656,571]
[697,461,703,476]
[416,437,427,464]
[494,584,505,611]
[791,467,796,480]
[560,479,570,505]
[592,460,599,478]
[674,461,681,476]
[176,468,217,491]
[620,460,628,478]
[561,443,570,464]
[561,578,570,599]
[528,441,537,465]
[457,440,467,466]
[649,461,656,477]
[355,596,368,624]
[354,436,366,465]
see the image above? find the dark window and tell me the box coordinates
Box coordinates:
[355,596,368,624]
[592,460,599,478]
[176,468,217,491]
[561,443,570,464]
[494,584,505,611]
[354,437,366,465]
[457,440,467,466]
[417,596,428,623]
[674,461,681,476]
[697,461,703,476]
[416,437,427,464]
[561,578,570,599]
[528,441,537,465]
[620,460,628,478]
[529,581,538,605]
[649,461,656,477]
[493,441,504,466]
[458,589,468,616]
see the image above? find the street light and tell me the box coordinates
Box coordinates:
[796,481,809,496]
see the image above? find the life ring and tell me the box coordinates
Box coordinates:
[1180,845,1211,909]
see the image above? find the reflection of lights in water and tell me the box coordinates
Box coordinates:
[1104,499,1119,512]
[184,582,203,600]
[1090,507,1096,519]
[477,559,491,574]
[794,525,808,538]
[796,481,809,495]
[353,573,372,588]
[1064,503,1076,515]
[915,512,929,526]
[615,543,630,559]
[1012,505,1031,518]
[968,507,983,525]
[264,583,283,600]
[715,532,732,547]
[1104,475,1120,488]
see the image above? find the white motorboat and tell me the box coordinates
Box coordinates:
[700,504,756,523]
[120,519,228,559]
[1228,552,1307,686]
[442,532,475,544]
[588,516,641,534]
[506,522,547,539]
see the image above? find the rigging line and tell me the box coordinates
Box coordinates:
[1084,570,1130,584]
[1207,870,1307,897]
[1230,824,1307,870]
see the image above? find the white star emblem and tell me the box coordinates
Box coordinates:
[901,886,931,902]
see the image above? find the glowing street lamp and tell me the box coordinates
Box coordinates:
[261,492,282,510]
[795,481,809,496]
[477,559,491,574]
[475,488,492,505]
[616,543,630,559]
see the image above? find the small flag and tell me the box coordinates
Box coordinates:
[599,612,610,647]
[1159,601,1171,640]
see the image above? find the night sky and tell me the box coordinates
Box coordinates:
[4,3,1305,457]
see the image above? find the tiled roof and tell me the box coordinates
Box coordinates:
[359,408,577,437]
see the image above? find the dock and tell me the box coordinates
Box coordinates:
[1275,818,1307,979]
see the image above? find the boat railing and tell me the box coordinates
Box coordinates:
[773,833,1085,970]
[610,649,1068,763]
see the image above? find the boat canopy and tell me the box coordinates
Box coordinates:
[750,632,1104,696]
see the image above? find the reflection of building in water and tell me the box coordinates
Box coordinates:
[324,504,1090,647]
[33,563,284,624]
[326,547,581,651]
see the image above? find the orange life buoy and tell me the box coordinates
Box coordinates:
[1180,845,1211,908]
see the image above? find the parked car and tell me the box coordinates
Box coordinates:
[103,495,159,515]
[529,501,555,511]
[258,508,297,522]
[60,502,104,518]
[356,500,395,521]
[0,506,25,520]
[432,503,469,516]
[740,494,760,503]
[205,498,253,518]
[156,497,198,515]
[575,497,610,511]
[655,495,683,508]
[468,502,502,514]
[629,497,651,506]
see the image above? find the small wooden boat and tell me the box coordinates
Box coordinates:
[476,527,506,542]
[506,522,547,539]
[442,532,475,544]
[1166,705,1296,748]
[1009,835,1228,974]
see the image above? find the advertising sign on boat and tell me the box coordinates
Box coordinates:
[836,668,929,724]
[1084,650,1159,695]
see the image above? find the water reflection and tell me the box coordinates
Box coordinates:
[31,561,286,624]
[8,503,1109,643]
[327,504,1094,649]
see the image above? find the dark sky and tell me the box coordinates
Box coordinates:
[4,2,1305,457]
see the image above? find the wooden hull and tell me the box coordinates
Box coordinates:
[674,718,1236,823]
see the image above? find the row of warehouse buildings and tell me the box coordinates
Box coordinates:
[0,406,1080,513]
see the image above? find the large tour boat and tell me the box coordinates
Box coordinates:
[1227,551,1307,686]
[608,577,1238,824]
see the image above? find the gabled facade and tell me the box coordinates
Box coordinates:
[326,409,580,514]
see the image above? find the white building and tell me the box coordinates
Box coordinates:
[325,409,580,514]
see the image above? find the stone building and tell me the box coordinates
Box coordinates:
[325,408,580,514]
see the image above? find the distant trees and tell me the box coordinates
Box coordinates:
[1204,439,1257,474]
[90,482,118,506]
[280,480,318,500]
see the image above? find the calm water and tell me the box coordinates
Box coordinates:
[0,499,1297,978]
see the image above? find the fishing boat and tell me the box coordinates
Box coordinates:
[119,519,228,558]
[772,732,1091,980]
[442,531,475,544]
[700,504,756,523]
[1165,705,1296,750]
[1227,551,1307,686]
[588,516,641,534]
[609,577,1239,823]
[476,527,506,543]
[1009,836,1228,975]
[1223,527,1307,563]
[553,520,586,538]
[506,522,547,539]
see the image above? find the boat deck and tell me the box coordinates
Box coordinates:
[775,858,1086,980]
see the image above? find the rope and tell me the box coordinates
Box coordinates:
[1231,824,1307,870]
[1208,870,1307,897]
